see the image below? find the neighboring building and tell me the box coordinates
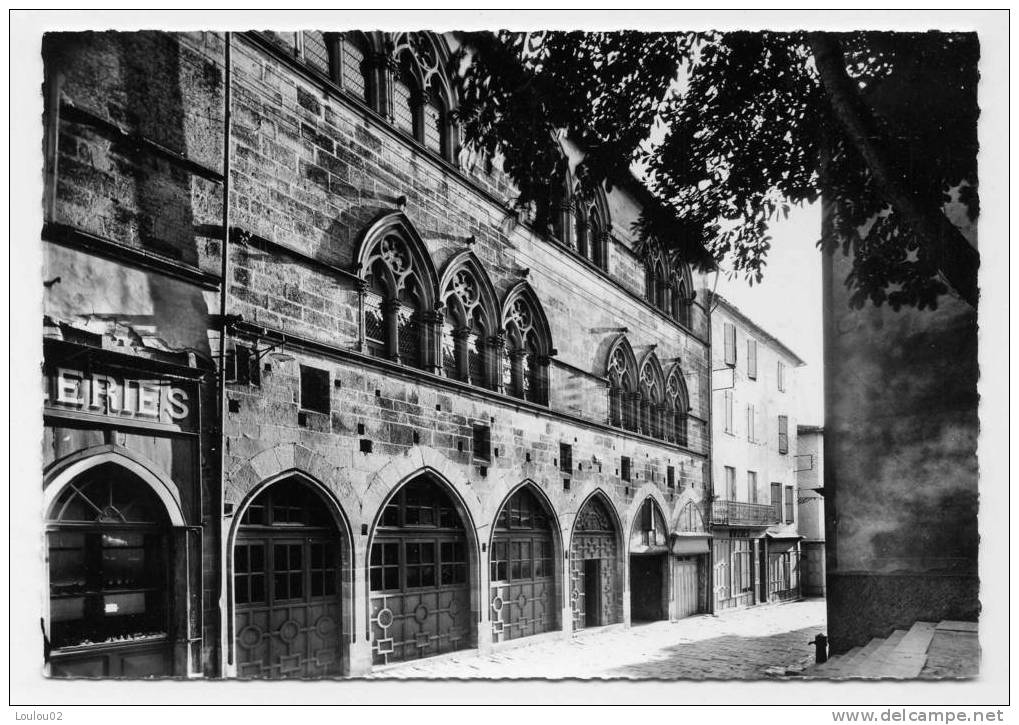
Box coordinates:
[820,52,980,655]
[709,294,805,611]
[39,30,714,678]
[796,425,825,597]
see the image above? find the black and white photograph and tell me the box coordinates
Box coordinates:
[8,7,1009,716]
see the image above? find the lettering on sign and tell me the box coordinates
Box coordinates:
[43,366,194,430]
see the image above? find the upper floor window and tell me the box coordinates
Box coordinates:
[777,360,787,392]
[606,336,639,432]
[357,212,440,372]
[261,31,372,105]
[501,283,553,406]
[438,252,499,390]
[638,353,666,440]
[665,365,690,447]
[723,322,737,366]
[747,339,758,380]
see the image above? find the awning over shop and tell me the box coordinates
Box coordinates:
[670,534,711,556]
[765,533,803,553]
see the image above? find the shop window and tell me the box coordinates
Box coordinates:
[473,423,491,462]
[300,365,330,414]
[46,465,169,652]
[731,540,753,594]
[559,442,573,474]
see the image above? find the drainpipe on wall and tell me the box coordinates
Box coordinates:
[705,285,717,615]
[217,30,233,679]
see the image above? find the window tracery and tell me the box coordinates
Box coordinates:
[357,213,440,372]
[438,253,499,390]
[501,284,553,406]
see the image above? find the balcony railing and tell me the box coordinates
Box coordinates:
[710,499,779,527]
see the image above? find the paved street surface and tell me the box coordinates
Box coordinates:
[369,598,827,679]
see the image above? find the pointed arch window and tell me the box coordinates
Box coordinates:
[439,259,498,390]
[606,338,639,433]
[502,287,553,406]
[358,215,439,372]
[666,366,690,447]
[639,355,666,439]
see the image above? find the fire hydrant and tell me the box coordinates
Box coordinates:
[810,633,828,664]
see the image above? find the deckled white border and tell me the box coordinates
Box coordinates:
[7,7,1010,712]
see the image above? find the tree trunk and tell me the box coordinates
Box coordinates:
[809,32,979,308]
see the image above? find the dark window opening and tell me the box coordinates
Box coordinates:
[559,443,573,474]
[473,424,491,462]
[621,456,631,482]
[667,465,675,489]
[300,365,330,414]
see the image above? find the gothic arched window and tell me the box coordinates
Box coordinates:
[502,284,553,406]
[439,253,499,389]
[606,336,639,433]
[639,353,666,439]
[665,365,690,447]
[358,213,440,372]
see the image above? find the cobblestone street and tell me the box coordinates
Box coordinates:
[368,598,827,679]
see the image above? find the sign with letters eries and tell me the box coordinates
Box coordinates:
[43,364,196,432]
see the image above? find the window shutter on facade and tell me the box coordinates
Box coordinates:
[724,390,734,433]
[777,360,786,392]
[747,339,757,379]
[785,485,795,523]
[723,322,736,366]
[771,482,781,521]
[778,415,789,454]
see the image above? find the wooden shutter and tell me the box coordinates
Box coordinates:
[748,471,757,503]
[778,415,789,454]
[785,485,794,523]
[747,339,757,379]
[771,482,781,521]
[723,322,736,366]
[724,390,734,433]
[777,361,785,392]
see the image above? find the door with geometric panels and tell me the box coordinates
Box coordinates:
[234,478,344,678]
[490,486,558,642]
[570,494,621,631]
[369,476,472,665]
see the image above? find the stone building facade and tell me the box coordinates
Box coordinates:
[40,30,714,678]
[709,295,804,612]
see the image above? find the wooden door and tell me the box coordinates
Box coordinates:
[234,535,343,678]
[673,557,699,619]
